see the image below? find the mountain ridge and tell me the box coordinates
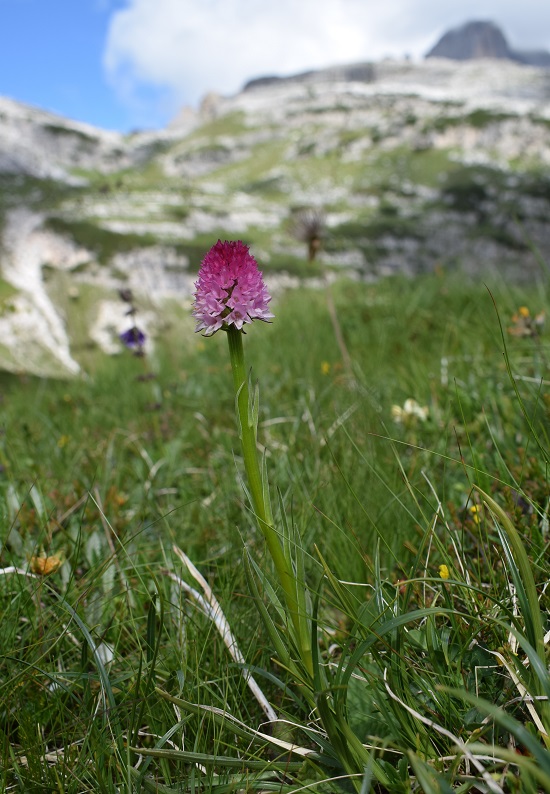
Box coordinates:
[243,21,550,94]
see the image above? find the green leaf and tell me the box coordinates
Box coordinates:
[243,551,293,672]
[445,687,550,774]
[408,752,456,794]
[129,746,304,772]
[476,487,545,662]
[247,369,260,437]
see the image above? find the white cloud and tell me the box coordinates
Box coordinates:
[103,0,550,125]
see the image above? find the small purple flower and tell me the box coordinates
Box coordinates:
[192,240,274,336]
[120,326,146,351]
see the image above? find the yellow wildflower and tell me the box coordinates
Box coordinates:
[469,505,481,525]
[439,564,450,580]
[30,554,62,576]
[321,361,331,375]
[508,306,544,338]
[57,435,70,449]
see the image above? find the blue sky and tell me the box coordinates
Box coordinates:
[1,0,549,133]
[0,0,133,130]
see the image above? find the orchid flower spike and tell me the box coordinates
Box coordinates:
[192,240,274,336]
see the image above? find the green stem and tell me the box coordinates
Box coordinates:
[226,326,312,675]
[226,326,269,526]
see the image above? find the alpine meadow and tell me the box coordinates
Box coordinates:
[1,43,550,794]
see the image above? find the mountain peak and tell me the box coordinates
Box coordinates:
[427,21,509,61]
[426,20,550,67]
